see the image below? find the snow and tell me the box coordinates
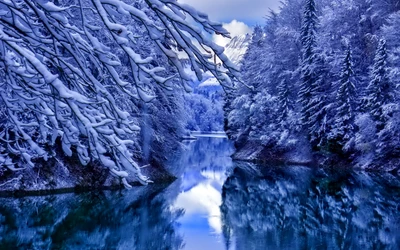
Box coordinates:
[0,0,241,187]
[225,0,400,169]
[198,77,219,87]
[1,0,399,193]
[38,2,68,12]
[223,34,251,66]
[197,34,250,87]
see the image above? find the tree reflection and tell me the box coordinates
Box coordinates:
[0,186,183,250]
[221,163,400,250]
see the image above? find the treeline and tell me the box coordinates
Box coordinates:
[183,85,225,132]
[226,0,400,168]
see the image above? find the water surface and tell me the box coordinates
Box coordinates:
[1,137,399,249]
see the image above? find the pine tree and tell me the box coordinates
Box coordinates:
[227,25,265,139]
[331,47,357,149]
[298,0,319,126]
[376,104,400,159]
[298,0,331,147]
[277,77,292,126]
[240,25,265,94]
[306,56,331,148]
[365,39,394,130]
[223,89,235,139]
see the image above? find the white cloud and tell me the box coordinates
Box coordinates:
[174,182,223,233]
[213,20,252,47]
[179,0,281,24]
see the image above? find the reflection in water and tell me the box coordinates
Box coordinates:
[0,186,184,250]
[221,163,400,250]
[1,138,399,250]
[172,137,234,250]
[0,137,235,250]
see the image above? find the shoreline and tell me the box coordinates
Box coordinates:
[0,178,175,198]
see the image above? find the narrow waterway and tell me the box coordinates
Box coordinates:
[1,136,400,249]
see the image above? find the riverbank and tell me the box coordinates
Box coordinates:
[0,155,176,197]
[232,137,400,174]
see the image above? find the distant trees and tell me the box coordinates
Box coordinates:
[183,86,225,132]
[0,0,237,185]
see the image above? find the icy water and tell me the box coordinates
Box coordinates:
[1,137,400,249]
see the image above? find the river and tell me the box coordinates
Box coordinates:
[0,136,399,249]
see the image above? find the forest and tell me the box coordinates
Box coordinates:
[1,0,400,249]
[0,0,399,189]
[226,0,400,171]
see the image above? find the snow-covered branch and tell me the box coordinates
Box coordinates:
[0,0,236,185]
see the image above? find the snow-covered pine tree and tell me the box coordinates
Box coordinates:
[306,54,332,148]
[382,12,400,98]
[227,25,264,139]
[330,47,357,151]
[298,0,319,127]
[365,39,395,130]
[240,25,265,94]
[298,0,331,147]
[376,104,400,160]
[277,76,292,126]
[223,89,235,139]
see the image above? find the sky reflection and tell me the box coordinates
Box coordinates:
[172,137,234,250]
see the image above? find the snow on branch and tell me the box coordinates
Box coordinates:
[0,0,237,185]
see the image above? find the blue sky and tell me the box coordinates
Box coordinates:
[179,0,282,46]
